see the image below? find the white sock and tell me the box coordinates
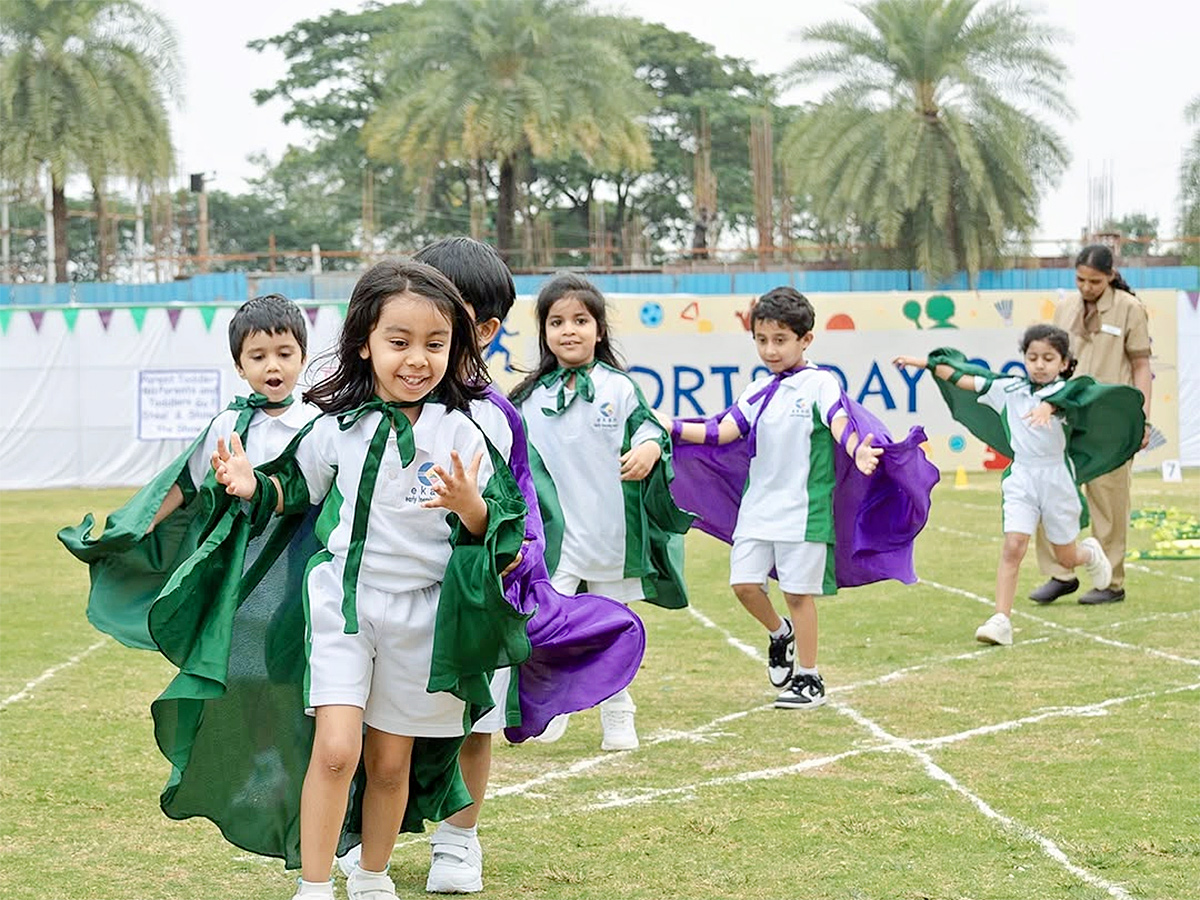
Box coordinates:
[437,822,477,839]
[797,665,819,677]
[769,618,792,639]
[295,879,334,897]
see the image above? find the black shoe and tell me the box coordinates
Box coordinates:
[774,673,826,709]
[1029,577,1079,604]
[1078,587,1125,605]
[767,619,795,688]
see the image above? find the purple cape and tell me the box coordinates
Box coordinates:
[482,387,646,742]
[668,392,938,587]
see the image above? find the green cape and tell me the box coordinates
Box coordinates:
[925,348,1145,484]
[527,363,694,609]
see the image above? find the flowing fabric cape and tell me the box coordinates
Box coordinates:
[525,365,696,610]
[668,391,938,587]
[924,348,1146,485]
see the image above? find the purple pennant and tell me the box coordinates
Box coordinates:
[305,306,320,326]
[98,308,114,331]
[1188,291,1199,312]
[167,307,183,330]
[30,310,46,332]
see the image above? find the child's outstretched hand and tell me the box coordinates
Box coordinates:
[855,433,882,476]
[620,440,662,481]
[213,433,257,499]
[1022,401,1055,428]
[423,450,488,535]
[892,355,926,371]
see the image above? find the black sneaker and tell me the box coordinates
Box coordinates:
[767,619,795,687]
[1028,577,1079,604]
[774,673,826,709]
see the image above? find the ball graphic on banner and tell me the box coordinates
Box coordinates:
[639,302,664,328]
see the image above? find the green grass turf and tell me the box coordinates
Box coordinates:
[1,474,1196,899]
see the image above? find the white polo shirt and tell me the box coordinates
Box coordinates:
[519,364,659,581]
[292,402,493,594]
[187,399,318,489]
[469,396,514,463]
[731,364,845,543]
[976,377,1070,464]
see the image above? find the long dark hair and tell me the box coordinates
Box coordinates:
[509,273,625,404]
[1075,244,1136,296]
[1021,323,1076,379]
[303,259,488,414]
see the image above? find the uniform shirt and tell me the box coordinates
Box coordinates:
[1054,286,1151,386]
[976,377,1070,465]
[732,364,846,543]
[187,399,318,489]
[292,403,493,594]
[469,396,514,463]
[520,364,659,581]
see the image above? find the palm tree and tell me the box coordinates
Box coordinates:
[781,0,1072,280]
[1180,95,1200,265]
[0,0,179,281]
[364,0,651,261]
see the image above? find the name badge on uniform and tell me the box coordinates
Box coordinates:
[1100,323,1122,336]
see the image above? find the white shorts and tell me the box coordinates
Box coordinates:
[729,538,835,596]
[304,559,466,738]
[550,570,645,605]
[1002,462,1082,544]
[470,667,512,734]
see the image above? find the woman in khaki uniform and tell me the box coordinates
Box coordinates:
[1030,245,1152,604]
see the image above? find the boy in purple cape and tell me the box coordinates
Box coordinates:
[408,238,645,893]
[666,288,938,709]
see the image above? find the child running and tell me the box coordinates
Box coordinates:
[213,261,525,900]
[894,323,1145,645]
[60,293,313,649]
[668,288,881,709]
[510,273,692,751]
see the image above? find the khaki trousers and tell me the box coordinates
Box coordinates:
[1036,460,1132,589]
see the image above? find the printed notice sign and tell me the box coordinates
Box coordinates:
[138,369,222,440]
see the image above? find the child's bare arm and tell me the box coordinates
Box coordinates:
[830,417,882,475]
[146,484,185,533]
[892,355,978,391]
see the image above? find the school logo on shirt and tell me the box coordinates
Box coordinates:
[593,401,620,430]
[407,461,441,504]
[790,399,813,418]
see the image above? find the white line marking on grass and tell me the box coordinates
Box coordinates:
[920,578,1200,668]
[0,639,108,709]
[829,639,1051,694]
[1127,562,1197,584]
[834,703,1138,900]
[686,604,763,658]
[1104,609,1200,630]
[911,681,1200,749]
[687,602,1141,900]
[933,524,1000,542]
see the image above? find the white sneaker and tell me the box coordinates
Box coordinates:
[1080,537,1113,590]
[975,613,1013,646]
[599,699,638,751]
[290,879,334,899]
[533,713,570,743]
[426,829,483,893]
[347,864,397,900]
[336,844,361,879]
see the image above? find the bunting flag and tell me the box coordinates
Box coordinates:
[305,306,320,326]
[30,310,45,333]
[1188,291,1199,312]
[199,306,219,331]
[167,308,183,330]
[130,306,148,332]
[0,308,11,334]
[63,308,80,332]
[98,309,114,331]
[337,302,348,320]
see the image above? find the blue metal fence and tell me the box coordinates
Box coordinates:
[3,266,1196,305]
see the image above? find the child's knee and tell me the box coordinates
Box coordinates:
[310,735,361,778]
[1000,534,1029,565]
[365,748,412,791]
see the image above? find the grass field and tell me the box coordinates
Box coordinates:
[2,473,1198,900]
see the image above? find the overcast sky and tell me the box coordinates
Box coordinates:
[147,0,1199,245]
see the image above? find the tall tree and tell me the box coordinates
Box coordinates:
[780,0,1072,280]
[363,0,652,261]
[0,0,179,281]
[1180,95,1200,266]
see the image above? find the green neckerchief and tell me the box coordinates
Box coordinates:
[334,397,421,632]
[539,363,596,416]
[228,392,293,441]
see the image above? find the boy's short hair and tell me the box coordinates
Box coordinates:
[413,237,516,324]
[228,294,308,363]
[750,286,815,337]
